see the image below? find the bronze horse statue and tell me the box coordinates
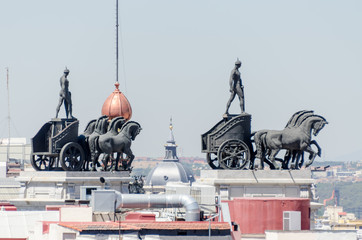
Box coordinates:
[88,115,109,170]
[98,116,126,170]
[254,111,328,169]
[78,119,97,170]
[282,111,323,169]
[92,121,141,171]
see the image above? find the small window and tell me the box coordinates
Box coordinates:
[177,231,187,235]
[63,232,76,240]
[86,187,97,195]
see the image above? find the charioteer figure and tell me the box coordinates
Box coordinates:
[225,59,245,115]
[55,67,73,119]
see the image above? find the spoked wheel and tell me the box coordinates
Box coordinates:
[31,154,55,171]
[206,153,221,169]
[217,139,250,169]
[60,142,85,171]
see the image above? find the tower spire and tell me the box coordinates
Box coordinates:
[6,68,10,163]
[116,0,119,83]
[164,117,178,161]
[101,0,132,120]
[168,117,175,143]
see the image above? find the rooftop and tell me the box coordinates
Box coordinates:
[58,221,230,232]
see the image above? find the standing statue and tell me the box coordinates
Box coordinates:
[128,176,145,194]
[225,59,245,115]
[55,67,73,119]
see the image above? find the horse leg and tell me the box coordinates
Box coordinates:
[260,154,265,170]
[292,151,303,170]
[268,150,280,169]
[254,132,265,159]
[283,150,292,169]
[310,140,322,157]
[124,148,134,171]
[89,136,99,171]
[90,149,97,171]
[101,154,110,171]
[304,145,318,167]
[115,153,121,171]
[289,150,297,169]
[91,153,100,171]
[298,152,305,169]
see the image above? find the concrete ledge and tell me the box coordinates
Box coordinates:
[16,171,132,183]
[199,169,313,185]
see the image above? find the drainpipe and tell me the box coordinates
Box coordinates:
[115,193,200,221]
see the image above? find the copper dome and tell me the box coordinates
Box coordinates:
[101,82,132,120]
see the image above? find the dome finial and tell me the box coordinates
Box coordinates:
[114,82,120,90]
[169,116,173,130]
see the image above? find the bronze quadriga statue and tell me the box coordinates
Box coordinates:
[31,116,141,171]
[202,60,327,170]
[31,68,141,172]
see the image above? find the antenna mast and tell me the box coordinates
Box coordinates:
[116,0,119,83]
[6,68,10,163]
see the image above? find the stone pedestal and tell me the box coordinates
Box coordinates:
[10,171,131,210]
[197,169,314,200]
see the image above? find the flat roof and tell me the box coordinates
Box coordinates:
[58,221,231,232]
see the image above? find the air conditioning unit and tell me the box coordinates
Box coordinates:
[283,211,301,231]
[91,190,116,212]
[80,186,101,200]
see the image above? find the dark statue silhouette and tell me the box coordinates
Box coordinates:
[55,68,73,119]
[225,59,245,115]
[254,110,328,170]
[202,60,328,170]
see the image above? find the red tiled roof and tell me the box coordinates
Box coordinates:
[58,221,230,232]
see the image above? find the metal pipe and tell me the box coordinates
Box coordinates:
[115,193,200,221]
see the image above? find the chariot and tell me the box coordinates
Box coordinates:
[201,114,254,169]
[31,118,87,171]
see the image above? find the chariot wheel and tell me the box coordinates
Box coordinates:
[60,142,85,171]
[217,139,250,169]
[206,153,221,169]
[31,154,56,171]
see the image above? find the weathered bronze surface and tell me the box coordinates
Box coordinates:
[202,61,327,170]
[55,68,73,119]
[225,59,245,115]
[254,110,328,170]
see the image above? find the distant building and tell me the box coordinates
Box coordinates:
[145,119,194,190]
[0,138,31,165]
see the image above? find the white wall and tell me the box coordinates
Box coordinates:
[266,230,357,240]
[0,211,59,239]
[60,207,93,222]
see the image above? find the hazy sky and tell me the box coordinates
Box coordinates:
[0,0,361,161]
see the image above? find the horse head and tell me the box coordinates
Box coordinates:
[107,116,126,135]
[120,121,142,141]
[94,115,109,134]
[312,116,328,136]
[82,119,96,136]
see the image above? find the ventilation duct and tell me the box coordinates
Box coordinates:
[91,190,200,221]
